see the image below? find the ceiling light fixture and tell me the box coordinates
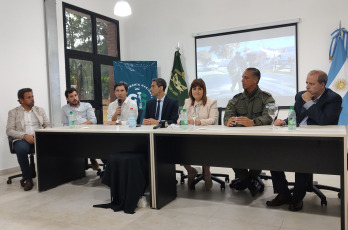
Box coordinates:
[114,0,132,17]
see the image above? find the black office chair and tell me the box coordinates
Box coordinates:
[306,174,340,205]
[176,170,186,184]
[190,167,229,191]
[176,165,230,190]
[217,107,224,127]
[137,109,143,125]
[6,136,35,186]
[94,108,103,125]
[308,108,343,205]
[178,107,230,190]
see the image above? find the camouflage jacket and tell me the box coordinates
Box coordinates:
[223,86,275,126]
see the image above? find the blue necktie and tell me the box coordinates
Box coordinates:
[155,100,161,120]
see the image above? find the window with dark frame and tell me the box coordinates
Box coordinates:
[63,3,120,122]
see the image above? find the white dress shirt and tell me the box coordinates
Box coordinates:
[107,97,138,124]
[22,106,40,135]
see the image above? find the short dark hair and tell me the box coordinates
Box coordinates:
[246,67,261,83]
[17,88,32,100]
[65,88,77,98]
[152,78,167,91]
[114,81,129,92]
[308,70,328,85]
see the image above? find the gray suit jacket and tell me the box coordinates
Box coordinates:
[6,106,51,141]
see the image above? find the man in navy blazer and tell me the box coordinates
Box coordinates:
[266,70,342,211]
[143,78,179,125]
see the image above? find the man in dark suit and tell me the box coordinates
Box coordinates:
[143,78,179,125]
[266,70,342,211]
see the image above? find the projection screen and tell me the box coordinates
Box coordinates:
[195,23,298,107]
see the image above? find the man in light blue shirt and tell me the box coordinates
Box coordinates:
[61,88,99,170]
[61,88,97,125]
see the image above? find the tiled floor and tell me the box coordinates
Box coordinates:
[0,166,343,230]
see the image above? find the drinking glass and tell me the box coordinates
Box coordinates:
[190,105,200,129]
[266,103,278,130]
[178,106,183,116]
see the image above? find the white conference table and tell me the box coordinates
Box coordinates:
[35,125,347,230]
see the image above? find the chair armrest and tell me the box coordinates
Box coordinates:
[8,136,15,154]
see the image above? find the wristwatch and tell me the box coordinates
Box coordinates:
[116,120,120,125]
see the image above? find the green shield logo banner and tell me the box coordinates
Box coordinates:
[114,61,157,122]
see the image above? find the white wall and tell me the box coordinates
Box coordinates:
[0,0,49,172]
[0,0,122,172]
[1,0,347,171]
[121,0,348,91]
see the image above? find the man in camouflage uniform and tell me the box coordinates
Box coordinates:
[224,67,275,196]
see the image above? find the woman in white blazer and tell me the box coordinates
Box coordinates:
[177,78,218,190]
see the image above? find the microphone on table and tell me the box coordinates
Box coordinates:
[153,120,168,129]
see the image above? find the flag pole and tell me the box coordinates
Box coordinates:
[339,20,342,38]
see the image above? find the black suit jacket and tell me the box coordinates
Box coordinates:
[144,96,179,124]
[286,88,342,126]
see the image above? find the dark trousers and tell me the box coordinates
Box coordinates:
[233,168,261,180]
[270,171,310,202]
[13,140,35,180]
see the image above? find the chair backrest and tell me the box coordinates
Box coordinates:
[137,109,143,124]
[94,109,103,124]
[8,136,15,154]
[217,107,225,125]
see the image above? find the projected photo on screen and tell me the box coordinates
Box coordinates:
[195,24,298,107]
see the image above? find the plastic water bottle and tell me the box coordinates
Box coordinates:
[180,109,188,130]
[68,111,75,129]
[288,106,296,131]
[178,109,183,124]
[128,108,137,128]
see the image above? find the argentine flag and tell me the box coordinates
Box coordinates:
[327,28,348,125]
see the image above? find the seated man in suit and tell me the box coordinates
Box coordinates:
[266,70,342,211]
[104,81,138,125]
[6,88,51,191]
[143,78,179,125]
[224,67,275,196]
[61,88,99,170]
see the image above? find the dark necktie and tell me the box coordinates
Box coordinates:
[155,100,161,120]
